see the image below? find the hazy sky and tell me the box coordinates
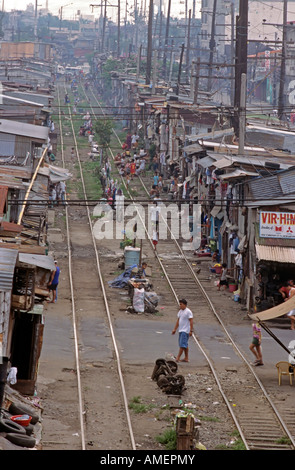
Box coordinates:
[5,0,202,20]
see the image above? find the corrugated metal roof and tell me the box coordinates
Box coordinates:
[183,143,204,154]
[248,168,295,203]
[255,244,295,263]
[278,171,295,195]
[0,165,32,179]
[0,247,18,291]
[0,119,49,140]
[208,152,292,170]
[249,174,282,200]
[196,156,216,168]
[1,94,43,107]
[0,176,26,189]
[18,253,55,271]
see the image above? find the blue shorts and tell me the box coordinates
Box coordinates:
[179,332,189,349]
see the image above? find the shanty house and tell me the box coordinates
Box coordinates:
[0,119,49,160]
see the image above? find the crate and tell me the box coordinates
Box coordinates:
[176,415,195,450]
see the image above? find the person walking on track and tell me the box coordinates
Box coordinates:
[249,322,264,366]
[172,299,194,362]
[48,261,60,304]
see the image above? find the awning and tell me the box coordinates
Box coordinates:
[48,164,72,183]
[21,304,44,315]
[183,143,204,155]
[249,294,295,321]
[18,253,55,271]
[212,157,233,169]
[255,244,295,264]
[219,169,258,179]
[196,156,216,168]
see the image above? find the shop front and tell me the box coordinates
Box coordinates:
[254,210,295,313]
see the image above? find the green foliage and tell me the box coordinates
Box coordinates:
[94,118,114,148]
[101,58,124,91]
[149,143,156,161]
[276,436,292,445]
[128,396,156,414]
[155,429,177,450]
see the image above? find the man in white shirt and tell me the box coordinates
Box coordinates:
[131,133,139,149]
[172,299,193,362]
[150,201,161,230]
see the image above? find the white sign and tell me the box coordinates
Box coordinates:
[260,211,295,239]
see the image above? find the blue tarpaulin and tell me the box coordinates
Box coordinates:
[108,264,137,288]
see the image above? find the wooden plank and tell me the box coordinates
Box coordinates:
[30,322,44,381]
[11,294,33,310]
[11,379,35,396]
[176,416,195,450]
[0,242,46,254]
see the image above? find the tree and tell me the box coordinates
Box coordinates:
[94,118,113,150]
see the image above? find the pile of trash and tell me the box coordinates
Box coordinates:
[0,385,42,450]
[109,265,159,314]
[108,264,137,289]
[152,358,185,395]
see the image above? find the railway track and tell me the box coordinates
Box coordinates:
[42,81,137,450]
[83,80,295,451]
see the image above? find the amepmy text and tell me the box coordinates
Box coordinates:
[99,454,195,466]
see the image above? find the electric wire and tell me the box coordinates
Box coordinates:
[86,79,295,450]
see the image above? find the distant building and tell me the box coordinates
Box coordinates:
[0,42,52,61]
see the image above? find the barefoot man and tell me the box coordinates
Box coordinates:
[172,299,194,362]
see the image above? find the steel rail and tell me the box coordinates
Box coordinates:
[59,81,136,451]
[56,84,86,450]
[84,85,250,448]
[86,84,295,450]
[137,176,295,450]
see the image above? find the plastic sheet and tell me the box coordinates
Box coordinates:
[133,287,145,313]
[108,264,137,288]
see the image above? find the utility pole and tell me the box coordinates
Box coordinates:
[278,0,287,120]
[34,0,38,39]
[136,44,142,82]
[190,58,200,104]
[117,0,120,57]
[230,1,235,106]
[102,0,107,52]
[145,0,153,84]
[185,9,191,79]
[234,0,248,138]
[239,73,246,154]
[91,2,121,55]
[273,32,278,106]
[168,44,174,83]
[207,0,217,92]
[176,43,185,95]
[194,58,200,104]
[152,51,157,93]
[162,0,172,80]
